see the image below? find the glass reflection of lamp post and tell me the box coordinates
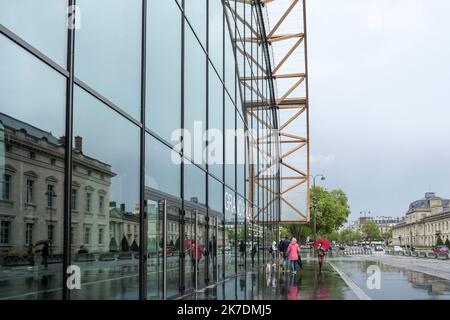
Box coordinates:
[309,174,326,241]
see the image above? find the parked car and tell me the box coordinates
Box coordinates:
[432,245,449,253]
[374,245,384,252]
[393,245,403,252]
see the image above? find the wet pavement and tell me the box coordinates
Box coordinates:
[2,255,450,300]
[185,260,357,300]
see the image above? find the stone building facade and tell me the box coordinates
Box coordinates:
[0,112,140,257]
[392,192,450,247]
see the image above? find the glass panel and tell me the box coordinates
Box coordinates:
[197,214,207,288]
[146,199,162,299]
[208,176,223,214]
[0,34,66,300]
[145,134,181,198]
[184,0,207,47]
[0,0,67,67]
[147,0,181,143]
[217,217,225,280]
[184,162,206,207]
[209,0,223,78]
[224,187,235,277]
[184,209,195,293]
[208,216,218,283]
[224,22,235,102]
[237,196,246,269]
[166,202,180,298]
[225,95,235,188]
[237,114,245,196]
[208,65,223,180]
[75,0,141,119]
[71,85,140,300]
[184,26,206,166]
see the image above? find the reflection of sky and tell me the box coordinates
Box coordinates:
[0,35,66,138]
[75,0,142,120]
[74,86,140,212]
[0,0,67,67]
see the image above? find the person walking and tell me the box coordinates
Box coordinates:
[317,243,327,273]
[286,238,300,275]
[279,236,291,272]
[239,240,246,266]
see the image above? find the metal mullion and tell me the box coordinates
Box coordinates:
[63,0,76,301]
[0,24,70,78]
[205,0,210,286]
[221,0,226,280]
[180,0,186,295]
[139,0,147,301]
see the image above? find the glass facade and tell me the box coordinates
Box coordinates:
[0,0,280,300]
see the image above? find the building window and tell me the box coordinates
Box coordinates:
[0,221,11,244]
[99,195,105,214]
[26,180,34,203]
[47,184,55,208]
[25,223,33,245]
[51,158,56,165]
[48,224,55,243]
[84,227,91,244]
[98,228,104,245]
[86,192,92,212]
[29,151,35,159]
[1,174,11,200]
[71,189,78,210]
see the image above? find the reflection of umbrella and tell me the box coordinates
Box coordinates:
[314,238,331,250]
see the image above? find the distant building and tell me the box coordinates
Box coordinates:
[392,192,450,246]
[348,215,401,235]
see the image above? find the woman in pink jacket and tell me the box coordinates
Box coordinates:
[286,238,301,274]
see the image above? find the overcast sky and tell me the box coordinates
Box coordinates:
[306,0,450,222]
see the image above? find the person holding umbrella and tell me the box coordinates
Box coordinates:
[314,238,331,273]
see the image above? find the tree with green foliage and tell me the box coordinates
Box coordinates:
[340,229,362,244]
[436,236,444,246]
[361,220,381,241]
[121,235,130,252]
[382,230,392,241]
[445,238,450,249]
[109,237,118,252]
[284,186,351,242]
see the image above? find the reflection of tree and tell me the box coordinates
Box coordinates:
[109,237,118,252]
[121,235,130,252]
[130,240,139,252]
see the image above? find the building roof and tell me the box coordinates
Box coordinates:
[407,192,450,214]
[0,112,61,145]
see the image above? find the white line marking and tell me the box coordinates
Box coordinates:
[328,262,371,300]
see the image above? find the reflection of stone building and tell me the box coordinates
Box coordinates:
[0,113,126,256]
[393,192,450,246]
[109,206,139,252]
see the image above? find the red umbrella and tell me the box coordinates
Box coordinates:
[314,238,331,250]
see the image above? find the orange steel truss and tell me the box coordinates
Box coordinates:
[267,0,310,223]
[226,0,310,224]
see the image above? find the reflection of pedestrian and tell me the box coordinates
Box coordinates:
[209,236,217,266]
[239,240,246,266]
[28,244,36,266]
[42,242,49,268]
[251,243,257,266]
[190,240,203,270]
[279,236,291,272]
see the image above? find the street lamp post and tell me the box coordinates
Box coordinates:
[310,174,326,241]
